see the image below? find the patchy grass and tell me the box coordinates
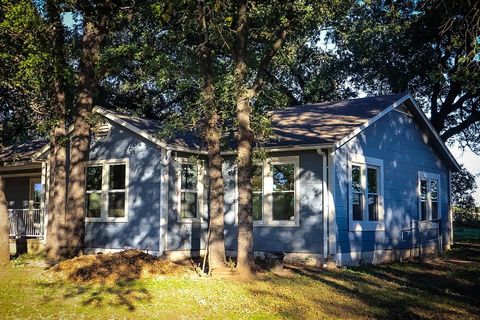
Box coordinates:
[1,246,479,320]
[454,227,480,244]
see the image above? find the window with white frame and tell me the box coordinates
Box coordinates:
[85,160,128,222]
[248,156,300,226]
[418,171,440,220]
[177,159,204,221]
[349,156,384,231]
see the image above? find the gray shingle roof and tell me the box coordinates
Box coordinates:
[0,93,409,163]
[112,93,408,149]
[0,139,48,163]
[268,93,408,146]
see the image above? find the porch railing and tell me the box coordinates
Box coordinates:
[8,209,45,238]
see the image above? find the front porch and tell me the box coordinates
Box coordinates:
[9,208,45,238]
[1,139,49,244]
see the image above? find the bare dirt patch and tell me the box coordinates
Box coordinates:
[52,249,190,284]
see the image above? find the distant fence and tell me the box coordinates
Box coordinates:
[8,209,45,238]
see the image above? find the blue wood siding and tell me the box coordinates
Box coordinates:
[334,110,450,258]
[162,150,325,254]
[85,121,162,252]
[223,151,325,254]
[166,150,325,254]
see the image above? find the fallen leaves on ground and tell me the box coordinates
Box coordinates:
[53,250,190,284]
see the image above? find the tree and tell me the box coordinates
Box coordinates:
[0,0,72,260]
[44,0,69,261]
[331,0,480,151]
[99,0,229,269]
[0,171,9,265]
[65,0,115,256]
[196,0,226,271]
[229,0,347,277]
[452,165,477,210]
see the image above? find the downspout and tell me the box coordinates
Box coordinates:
[159,148,172,256]
[317,148,329,260]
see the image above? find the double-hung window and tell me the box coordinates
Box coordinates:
[249,156,300,226]
[85,159,128,222]
[349,155,384,231]
[418,171,440,220]
[177,159,204,222]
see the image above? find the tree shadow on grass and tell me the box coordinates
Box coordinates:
[248,245,480,319]
[36,277,152,311]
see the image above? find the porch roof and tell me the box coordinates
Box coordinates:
[0,139,48,165]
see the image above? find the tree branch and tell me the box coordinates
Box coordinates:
[441,101,480,140]
[248,24,289,98]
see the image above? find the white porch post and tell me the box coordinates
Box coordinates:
[43,160,49,242]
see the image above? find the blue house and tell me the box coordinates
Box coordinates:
[0,93,460,266]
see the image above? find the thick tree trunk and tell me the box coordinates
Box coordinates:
[0,176,9,265]
[206,112,226,270]
[235,94,256,277]
[66,12,109,256]
[197,0,226,271]
[45,0,68,261]
[234,0,256,277]
[66,109,90,257]
[46,124,67,260]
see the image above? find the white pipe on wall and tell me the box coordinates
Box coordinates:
[317,148,329,260]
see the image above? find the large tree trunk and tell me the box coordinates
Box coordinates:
[206,112,226,270]
[197,0,226,271]
[234,0,256,277]
[0,175,9,265]
[46,124,67,260]
[45,0,68,261]
[66,10,109,256]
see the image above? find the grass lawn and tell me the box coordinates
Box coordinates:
[454,226,480,243]
[1,246,479,320]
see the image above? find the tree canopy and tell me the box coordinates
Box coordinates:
[330,0,480,151]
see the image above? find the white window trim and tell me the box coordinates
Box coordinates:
[176,157,205,223]
[28,177,42,208]
[418,171,441,221]
[251,156,301,227]
[85,158,129,223]
[348,154,385,232]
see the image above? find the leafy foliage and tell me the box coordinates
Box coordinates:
[452,165,479,227]
[452,165,477,210]
[330,0,480,150]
